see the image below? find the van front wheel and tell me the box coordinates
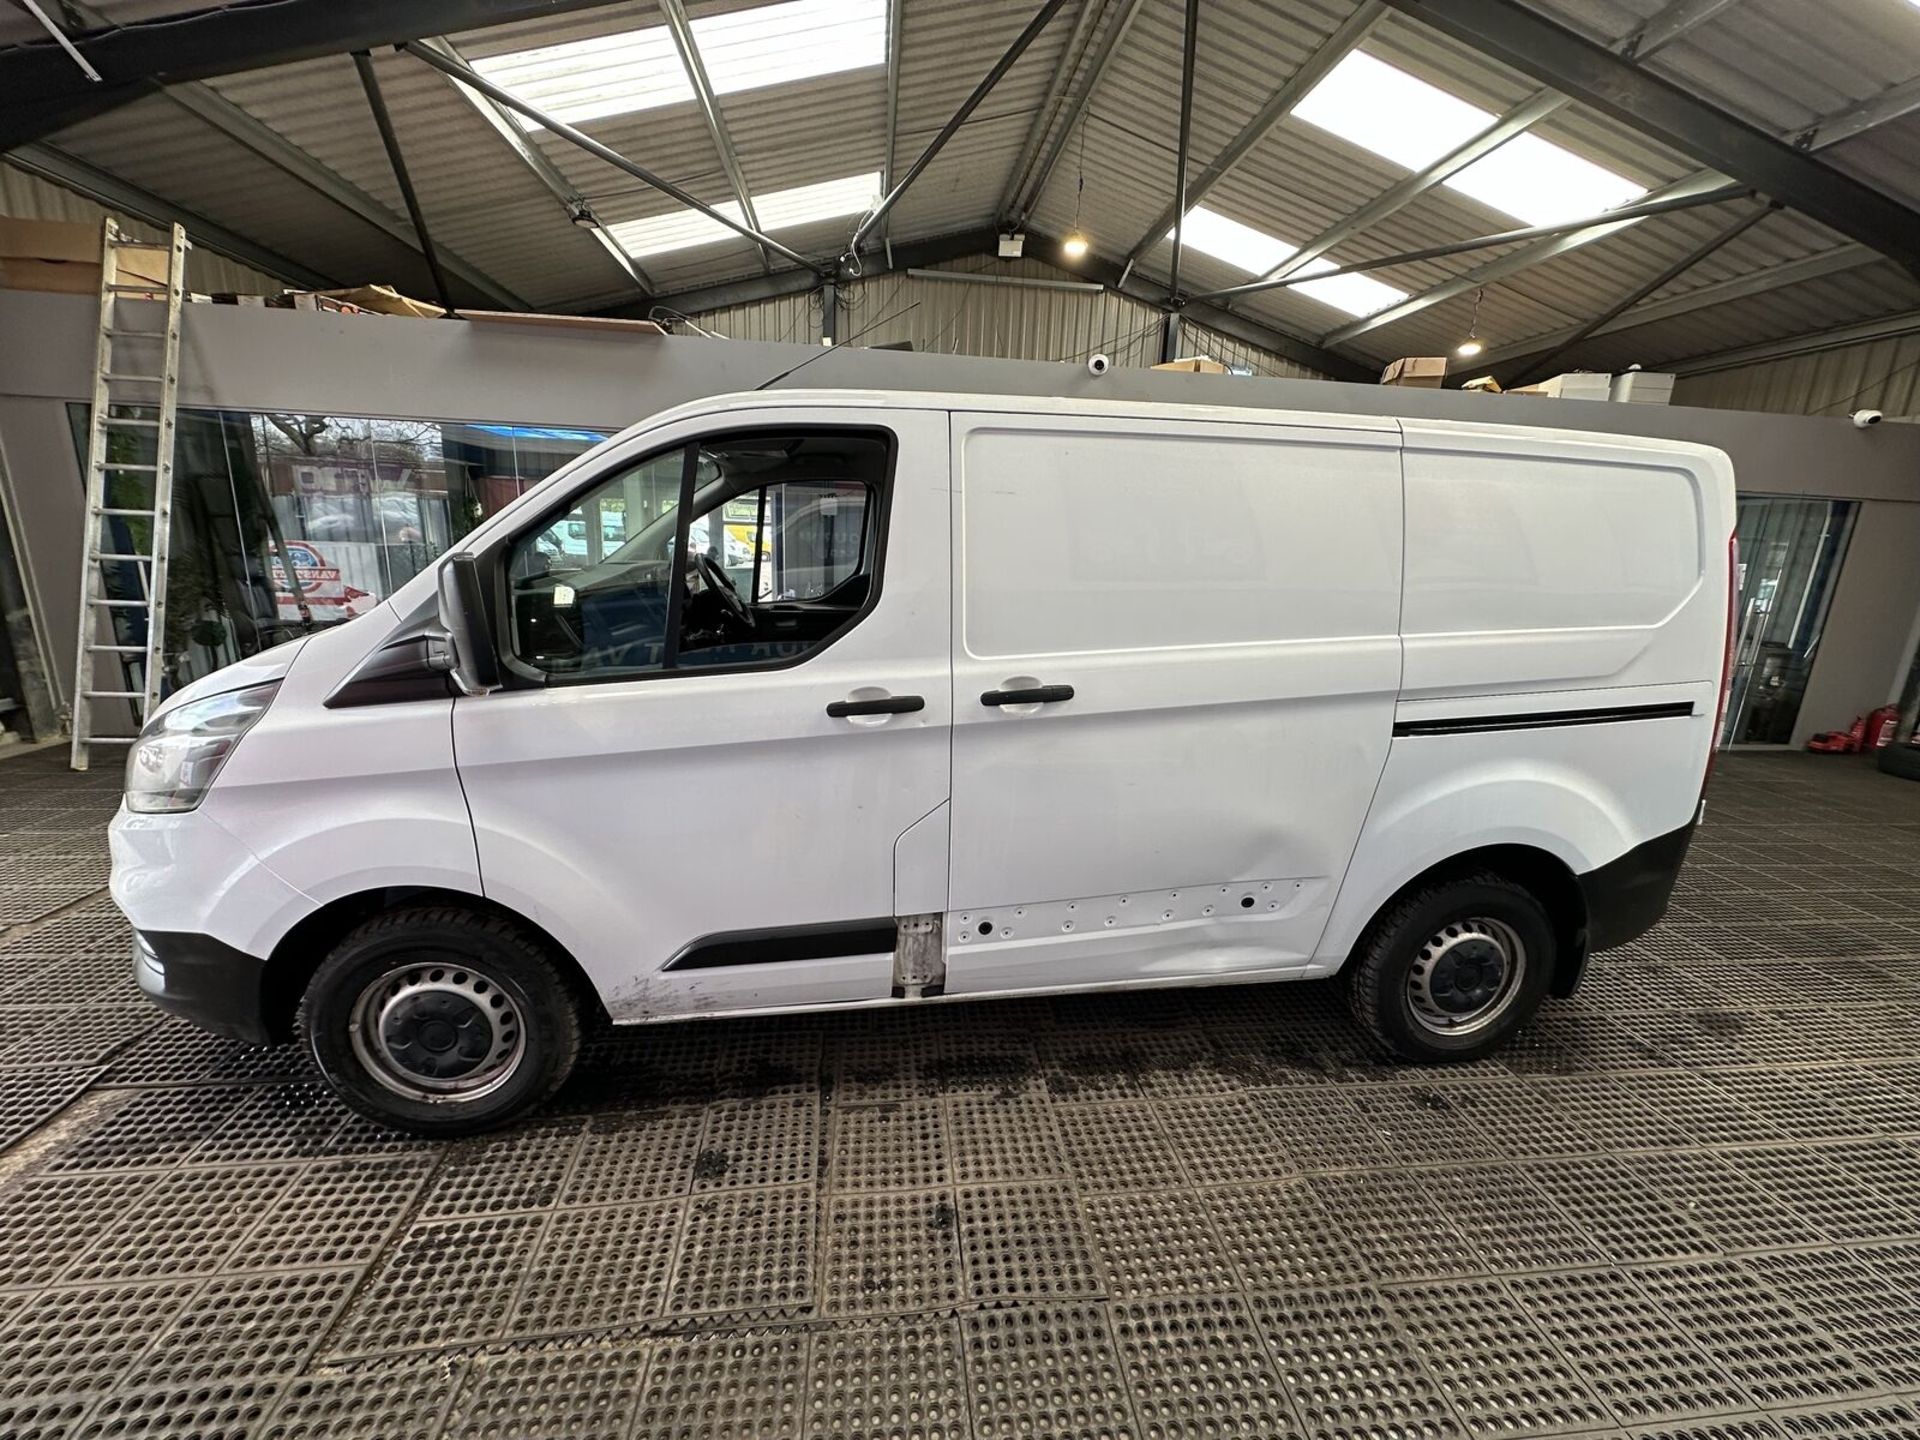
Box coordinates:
[1345,872,1555,1062]
[297,907,583,1136]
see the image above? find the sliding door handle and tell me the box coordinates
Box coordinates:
[981,684,1074,707]
[827,694,925,718]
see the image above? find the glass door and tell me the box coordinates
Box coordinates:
[1722,496,1856,746]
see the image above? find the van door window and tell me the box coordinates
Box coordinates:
[505,431,889,682]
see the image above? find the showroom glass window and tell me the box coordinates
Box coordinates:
[505,430,888,683]
[69,406,608,699]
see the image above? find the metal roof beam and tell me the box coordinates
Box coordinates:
[403,40,824,274]
[1798,75,1920,149]
[1469,241,1876,369]
[1162,0,1200,310]
[1498,202,1772,386]
[881,0,906,249]
[352,50,456,315]
[849,0,1073,256]
[0,0,628,151]
[658,0,769,275]
[1119,1,1386,276]
[414,36,653,299]
[1618,0,1745,58]
[1376,0,1920,276]
[1669,306,1920,377]
[5,143,338,288]
[1010,0,1150,225]
[998,0,1105,223]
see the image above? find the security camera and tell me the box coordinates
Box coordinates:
[1087,353,1111,377]
[1853,409,1883,429]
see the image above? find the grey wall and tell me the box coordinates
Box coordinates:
[4,289,1918,743]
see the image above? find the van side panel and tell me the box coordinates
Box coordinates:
[1312,425,1733,971]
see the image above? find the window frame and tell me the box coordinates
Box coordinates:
[488,423,897,689]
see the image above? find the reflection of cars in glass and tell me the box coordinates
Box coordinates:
[303,494,428,544]
[536,515,629,560]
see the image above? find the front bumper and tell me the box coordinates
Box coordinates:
[135,929,276,1046]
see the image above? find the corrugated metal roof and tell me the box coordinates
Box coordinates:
[8,0,1920,380]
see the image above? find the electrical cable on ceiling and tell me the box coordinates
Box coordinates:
[1808,353,1920,417]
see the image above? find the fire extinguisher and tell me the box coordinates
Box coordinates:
[1808,713,1872,753]
[1869,704,1902,749]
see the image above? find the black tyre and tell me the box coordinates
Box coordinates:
[1345,871,1555,1062]
[297,906,583,1137]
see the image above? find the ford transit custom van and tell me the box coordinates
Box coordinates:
[111,391,1735,1133]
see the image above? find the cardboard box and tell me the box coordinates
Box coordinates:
[1609,370,1675,405]
[0,218,168,295]
[1381,355,1447,387]
[1460,374,1503,394]
[1152,356,1228,374]
[1509,371,1612,401]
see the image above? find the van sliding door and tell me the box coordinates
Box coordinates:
[942,410,1404,995]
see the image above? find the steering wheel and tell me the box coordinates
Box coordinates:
[694,551,753,630]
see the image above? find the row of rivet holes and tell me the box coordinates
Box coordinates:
[957,885,1280,940]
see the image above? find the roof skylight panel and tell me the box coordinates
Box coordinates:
[1170,207,1407,317]
[1294,51,1645,225]
[606,171,879,258]
[472,0,885,129]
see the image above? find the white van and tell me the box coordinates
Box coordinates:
[111,390,1734,1133]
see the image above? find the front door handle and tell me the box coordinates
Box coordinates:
[981,684,1074,707]
[827,694,925,718]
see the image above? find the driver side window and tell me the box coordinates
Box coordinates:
[505,430,889,683]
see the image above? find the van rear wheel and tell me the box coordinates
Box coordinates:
[297,907,583,1136]
[1345,872,1554,1062]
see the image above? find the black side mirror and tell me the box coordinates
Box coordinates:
[436,552,502,694]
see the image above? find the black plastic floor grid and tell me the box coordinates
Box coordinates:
[4,747,1920,1435]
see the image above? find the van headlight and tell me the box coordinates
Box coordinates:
[124,682,280,814]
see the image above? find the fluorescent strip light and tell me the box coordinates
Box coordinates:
[471,0,884,129]
[1169,206,1407,317]
[1295,51,1645,226]
[608,171,879,258]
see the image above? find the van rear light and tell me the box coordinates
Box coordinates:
[1701,533,1737,794]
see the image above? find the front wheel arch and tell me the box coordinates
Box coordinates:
[262,887,607,1045]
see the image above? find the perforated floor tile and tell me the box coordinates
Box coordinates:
[1629,1259,1880,1409]
[326,1212,549,1358]
[100,1018,304,1087]
[74,1379,283,1439]
[1158,1094,1293,1186]
[955,1180,1101,1302]
[1384,1276,1612,1437]
[121,1265,360,1390]
[1506,1268,1750,1425]
[942,1093,1064,1182]
[694,1096,818,1191]
[66,1161,305,1282]
[443,1338,650,1440]
[1053,1100,1190,1190]
[560,1106,707,1206]
[234,1154,437,1271]
[1624,1151,1828,1252]
[1248,1283,1464,1440]
[667,1181,816,1317]
[418,1118,585,1218]
[1719,1145,1916,1243]
[1524,1155,1721,1263]
[0,1277,200,1397]
[828,1097,949,1190]
[508,1198,682,1335]
[45,1085,252,1172]
[1307,1170,1487,1281]
[0,1168,159,1289]
[962,1302,1139,1440]
[1772,1399,1920,1437]
[1747,1248,1920,1391]
[1082,1187,1235,1298]
[0,1065,98,1150]
[184,1081,356,1165]
[259,1357,461,1440]
[631,1330,809,1440]
[1204,1179,1366,1290]
[1419,1165,1605,1275]
[804,1317,969,1440]
[1108,1291,1302,1439]
[819,1185,963,1316]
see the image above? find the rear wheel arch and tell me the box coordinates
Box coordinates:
[1344,844,1589,996]
[262,887,608,1044]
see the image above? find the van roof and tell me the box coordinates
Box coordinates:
[631,387,1732,468]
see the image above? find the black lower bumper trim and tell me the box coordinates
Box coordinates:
[135,929,274,1046]
[1578,819,1698,956]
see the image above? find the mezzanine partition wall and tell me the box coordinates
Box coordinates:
[2,287,1918,745]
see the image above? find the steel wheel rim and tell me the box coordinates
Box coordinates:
[348,961,527,1104]
[1407,916,1527,1037]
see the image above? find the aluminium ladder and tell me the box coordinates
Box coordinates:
[69,219,189,770]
